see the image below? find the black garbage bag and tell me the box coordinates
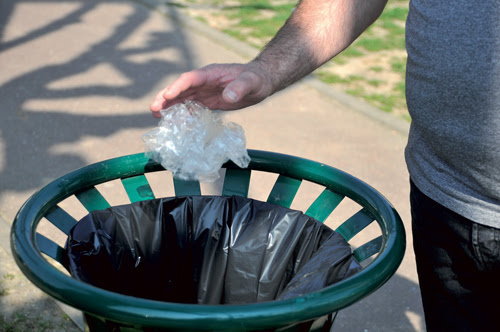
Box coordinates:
[65,196,361,304]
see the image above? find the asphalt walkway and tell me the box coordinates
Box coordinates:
[0,0,423,331]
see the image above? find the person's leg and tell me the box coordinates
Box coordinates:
[410,180,500,332]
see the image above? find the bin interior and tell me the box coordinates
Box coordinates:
[65,195,363,305]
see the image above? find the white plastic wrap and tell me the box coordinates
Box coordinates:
[142,101,250,182]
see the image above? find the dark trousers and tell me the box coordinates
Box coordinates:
[410,181,500,331]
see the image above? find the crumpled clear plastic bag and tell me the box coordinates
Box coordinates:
[142,101,250,182]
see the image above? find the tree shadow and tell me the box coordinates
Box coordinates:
[0,0,195,195]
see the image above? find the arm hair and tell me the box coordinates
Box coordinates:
[252,0,389,92]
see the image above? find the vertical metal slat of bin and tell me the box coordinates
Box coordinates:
[353,236,383,262]
[305,189,345,223]
[35,233,65,263]
[121,175,155,203]
[44,206,78,235]
[75,187,111,212]
[222,169,251,198]
[267,175,302,208]
[335,208,375,241]
[173,178,201,196]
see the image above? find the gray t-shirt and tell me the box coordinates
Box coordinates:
[405,0,500,227]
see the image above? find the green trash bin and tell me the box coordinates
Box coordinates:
[11,150,405,331]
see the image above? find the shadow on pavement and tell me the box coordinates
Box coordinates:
[0,0,193,195]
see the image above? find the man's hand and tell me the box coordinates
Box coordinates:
[150,63,275,117]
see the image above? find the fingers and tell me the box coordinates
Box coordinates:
[163,71,207,100]
[150,88,168,112]
[149,63,271,116]
[150,70,208,113]
[222,71,264,104]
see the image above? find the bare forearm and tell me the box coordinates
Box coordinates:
[252,0,388,93]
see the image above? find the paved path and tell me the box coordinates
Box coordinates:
[0,0,423,331]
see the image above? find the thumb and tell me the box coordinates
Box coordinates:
[222,71,262,103]
[222,87,240,103]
